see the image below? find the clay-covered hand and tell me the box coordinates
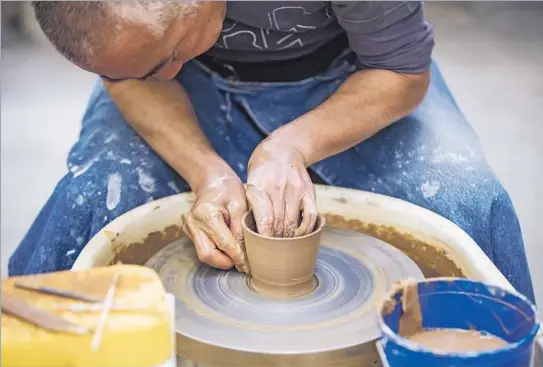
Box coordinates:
[246,137,318,238]
[183,175,250,273]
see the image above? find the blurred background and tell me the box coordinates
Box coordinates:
[2,2,542,311]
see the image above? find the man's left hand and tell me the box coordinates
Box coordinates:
[246,137,318,238]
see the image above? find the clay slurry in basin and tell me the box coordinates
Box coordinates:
[393,280,508,353]
[242,212,325,298]
[409,329,507,352]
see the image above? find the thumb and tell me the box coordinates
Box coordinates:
[228,203,250,274]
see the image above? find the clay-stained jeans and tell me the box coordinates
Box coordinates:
[8,54,536,303]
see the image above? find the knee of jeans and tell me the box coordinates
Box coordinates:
[68,159,188,216]
[68,123,149,176]
[489,189,523,251]
[412,166,505,238]
[70,167,140,206]
[64,170,143,241]
[419,168,525,271]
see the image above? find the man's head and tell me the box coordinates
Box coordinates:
[32,1,226,81]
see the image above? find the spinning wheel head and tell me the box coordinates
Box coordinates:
[146,227,424,366]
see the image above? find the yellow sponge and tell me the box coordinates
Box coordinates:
[1,265,172,367]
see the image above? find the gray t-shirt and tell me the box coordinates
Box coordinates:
[206,1,434,74]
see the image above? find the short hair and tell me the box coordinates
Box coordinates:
[31,1,198,68]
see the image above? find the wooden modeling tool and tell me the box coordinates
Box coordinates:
[1,291,89,334]
[91,271,120,351]
[14,278,102,303]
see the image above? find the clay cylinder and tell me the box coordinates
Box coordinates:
[242,212,325,298]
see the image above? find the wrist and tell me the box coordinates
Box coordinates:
[175,154,238,194]
[264,130,313,167]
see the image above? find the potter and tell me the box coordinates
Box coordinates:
[9,2,535,308]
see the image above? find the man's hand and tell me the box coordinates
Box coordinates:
[105,78,250,272]
[246,137,318,238]
[183,174,250,273]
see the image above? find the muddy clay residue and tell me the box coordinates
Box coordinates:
[324,214,464,278]
[397,280,424,338]
[380,279,424,337]
[107,214,464,281]
[409,329,508,353]
[385,280,508,354]
[109,225,185,266]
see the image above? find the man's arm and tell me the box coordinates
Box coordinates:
[105,79,249,272]
[268,68,429,166]
[269,1,433,164]
[245,2,434,237]
[246,67,428,237]
[104,79,232,192]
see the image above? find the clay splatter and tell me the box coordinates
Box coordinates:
[421,180,440,199]
[104,133,118,144]
[432,152,468,164]
[70,150,105,178]
[167,181,181,193]
[75,195,86,206]
[106,173,122,210]
[137,167,156,193]
[66,249,76,256]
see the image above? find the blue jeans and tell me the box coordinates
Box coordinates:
[9,54,535,303]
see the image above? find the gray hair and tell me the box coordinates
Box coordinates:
[31,1,199,68]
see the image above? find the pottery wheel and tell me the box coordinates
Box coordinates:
[145,227,424,366]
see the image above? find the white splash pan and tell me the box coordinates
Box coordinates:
[72,185,541,365]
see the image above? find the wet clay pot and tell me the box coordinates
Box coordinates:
[242,212,326,298]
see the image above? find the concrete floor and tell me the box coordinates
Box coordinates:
[2,3,542,312]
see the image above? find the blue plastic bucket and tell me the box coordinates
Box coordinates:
[377,278,539,367]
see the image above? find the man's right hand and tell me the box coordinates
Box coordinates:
[104,79,249,272]
[182,174,250,273]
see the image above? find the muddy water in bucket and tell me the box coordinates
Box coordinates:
[242,212,325,297]
[378,278,540,367]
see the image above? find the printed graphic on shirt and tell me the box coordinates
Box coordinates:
[217,3,335,51]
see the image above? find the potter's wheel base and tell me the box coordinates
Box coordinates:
[146,227,424,366]
[247,275,319,298]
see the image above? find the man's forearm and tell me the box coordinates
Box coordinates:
[270,68,430,166]
[104,79,234,192]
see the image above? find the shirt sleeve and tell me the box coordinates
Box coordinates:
[331,1,434,74]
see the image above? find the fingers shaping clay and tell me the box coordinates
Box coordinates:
[242,212,325,297]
